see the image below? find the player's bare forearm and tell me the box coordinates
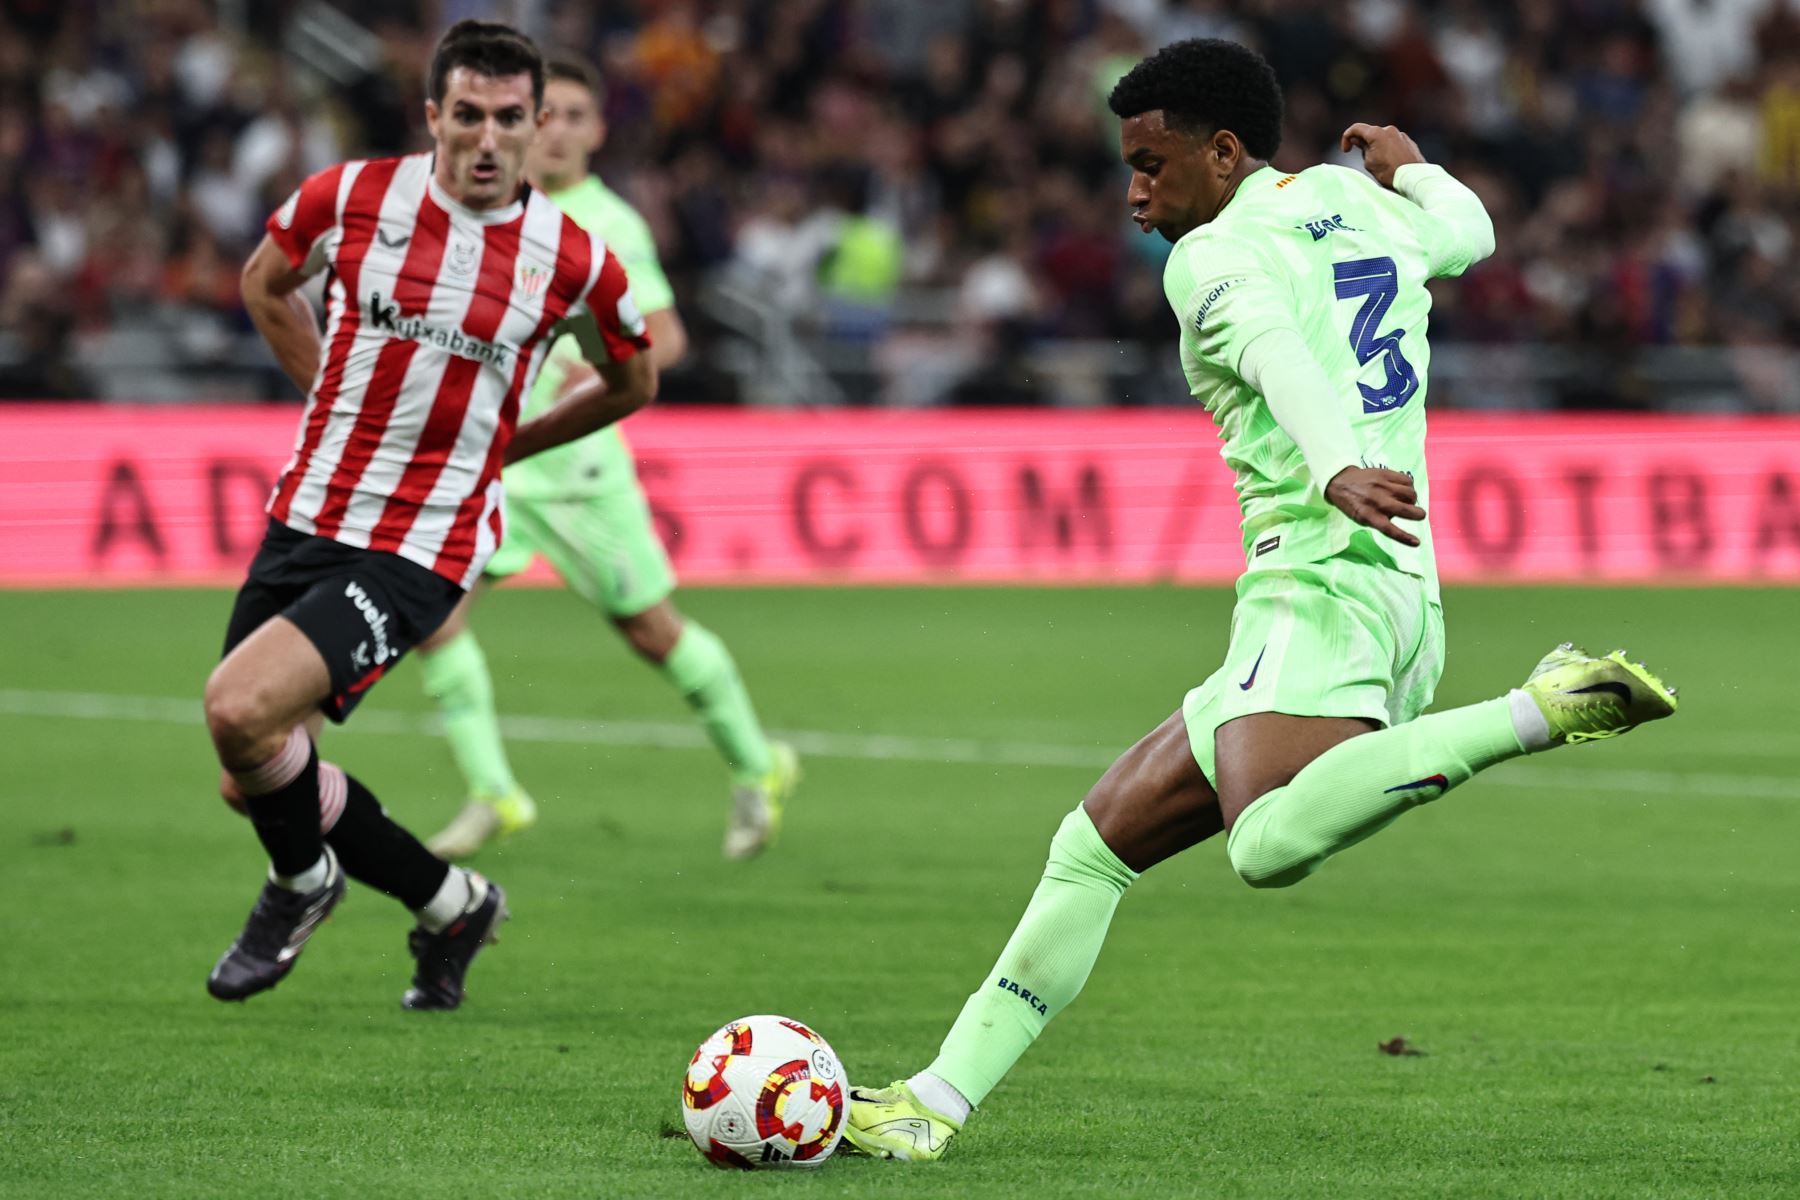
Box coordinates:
[644,307,688,372]
[246,290,322,395]
[1340,123,1425,189]
[1324,466,1426,548]
[505,354,658,466]
[241,236,321,395]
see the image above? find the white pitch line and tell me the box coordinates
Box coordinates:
[0,688,1796,800]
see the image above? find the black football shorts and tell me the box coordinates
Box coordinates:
[221,519,463,722]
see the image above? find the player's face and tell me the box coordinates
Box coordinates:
[426,67,546,210]
[528,78,605,191]
[1119,110,1235,243]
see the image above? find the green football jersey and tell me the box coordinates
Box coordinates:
[506,175,674,499]
[1164,163,1489,600]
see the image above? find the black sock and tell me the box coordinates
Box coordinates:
[325,773,451,910]
[243,743,326,878]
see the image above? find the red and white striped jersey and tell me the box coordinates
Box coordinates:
[262,152,651,587]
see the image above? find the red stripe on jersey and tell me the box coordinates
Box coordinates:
[584,248,653,361]
[430,484,491,585]
[266,162,345,270]
[367,215,524,553]
[433,218,582,580]
[311,195,451,538]
[547,211,594,323]
[269,157,400,525]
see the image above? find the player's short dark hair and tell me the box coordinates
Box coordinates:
[429,19,545,109]
[1107,39,1283,160]
[546,57,606,106]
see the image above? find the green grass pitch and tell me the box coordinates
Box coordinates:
[2,584,1796,1198]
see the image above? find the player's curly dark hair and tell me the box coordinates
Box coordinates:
[1107,39,1283,160]
[429,19,545,108]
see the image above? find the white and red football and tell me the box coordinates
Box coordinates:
[680,1014,847,1170]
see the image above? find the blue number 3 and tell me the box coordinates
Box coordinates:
[1332,256,1419,413]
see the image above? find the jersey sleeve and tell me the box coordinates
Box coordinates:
[1388,163,1496,279]
[266,163,345,278]
[558,246,653,364]
[1164,233,1300,378]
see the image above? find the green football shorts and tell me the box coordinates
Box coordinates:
[1182,546,1445,787]
[485,485,676,618]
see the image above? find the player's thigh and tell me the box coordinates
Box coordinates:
[530,488,676,618]
[1388,600,1445,727]
[279,553,462,723]
[1213,712,1379,828]
[1082,710,1222,874]
[206,615,334,754]
[1182,561,1400,800]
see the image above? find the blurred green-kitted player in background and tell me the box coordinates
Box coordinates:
[417,58,798,862]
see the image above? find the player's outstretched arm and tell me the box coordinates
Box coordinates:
[504,352,657,466]
[240,235,323,396]
[1341,122,1495,276]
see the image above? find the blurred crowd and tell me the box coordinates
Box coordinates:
[3,0,1800,405]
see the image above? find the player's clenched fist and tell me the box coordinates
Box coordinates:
[1324,466,1426,548]
[1341,123,1425,189]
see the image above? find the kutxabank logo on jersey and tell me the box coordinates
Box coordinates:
[365,291,511,369]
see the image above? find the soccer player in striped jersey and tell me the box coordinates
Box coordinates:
[206,20,656,1010]
[416,58,798,864]
[842,39,1680,1160]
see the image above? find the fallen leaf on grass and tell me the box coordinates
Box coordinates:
[1378,1036,1426,1057]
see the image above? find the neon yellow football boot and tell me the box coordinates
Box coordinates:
[841,1081,962,1162]
[426,787,538,860]
[723,741,800,861]
[1521,643,1679,745]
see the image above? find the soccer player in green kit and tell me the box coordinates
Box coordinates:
[417,59,798,861]
[843,39,1680,1161]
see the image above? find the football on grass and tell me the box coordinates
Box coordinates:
[680,1015,847,1169]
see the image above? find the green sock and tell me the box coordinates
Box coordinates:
[418,630,517,798]
[927,807,1138,1108]
[1227,696,1524,888]
[661,621,773,784]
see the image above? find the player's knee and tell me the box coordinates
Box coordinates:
[619,609,681,662]
[203,674,277,762]
[1224,813,1310,888]
[203,678,252,747]
[1227,822,1311,889]
[218,771,249,817]
[1233,857,1307,890]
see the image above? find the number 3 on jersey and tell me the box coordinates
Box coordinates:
[1332,256,1419,413]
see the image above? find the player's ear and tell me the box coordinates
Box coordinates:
[1211,129,1240,174]
[425,98,441,139]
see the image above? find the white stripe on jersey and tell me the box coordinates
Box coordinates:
[286,155,431,536]
[408,191,572,563]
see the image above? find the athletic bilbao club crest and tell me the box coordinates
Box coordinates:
[515,262,551,299]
